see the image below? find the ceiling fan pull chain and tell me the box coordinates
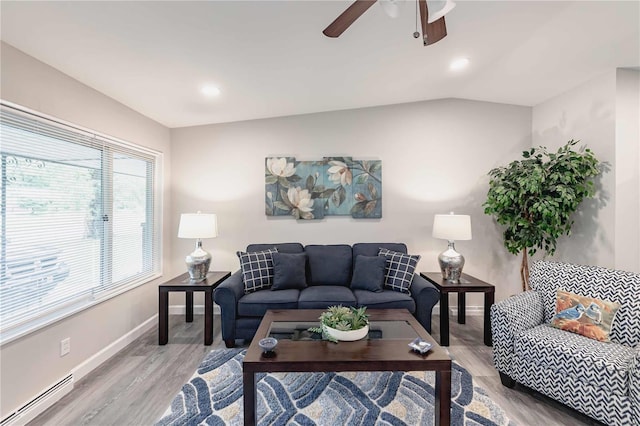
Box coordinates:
[413,0,420,38]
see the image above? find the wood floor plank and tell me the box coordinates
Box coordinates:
[29,313,604,425]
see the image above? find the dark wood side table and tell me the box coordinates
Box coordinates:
[420,272,495,347]
[158,271,231,345]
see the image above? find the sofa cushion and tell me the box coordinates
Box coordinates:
[237,289,300,317]
[272,252,307,290]
[353,289,416,312]
[247,243,304,254]
[353,243,407,258]
[350,255,386,292]
[237,248,278,293]
[305,245,353,286]
[298,285,357,309]
[514,325,635,397]
[550,290,621,342]
[378,248,420,294]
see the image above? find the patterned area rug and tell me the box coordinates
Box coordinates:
[157,349,514,426]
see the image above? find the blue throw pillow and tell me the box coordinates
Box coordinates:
[237,248,278,293]
[271,252,307,290]
[378,248,420,294]
[350,255,386,292]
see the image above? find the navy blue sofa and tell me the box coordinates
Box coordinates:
[213,242,440,348]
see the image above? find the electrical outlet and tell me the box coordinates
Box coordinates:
[60,338,70,357]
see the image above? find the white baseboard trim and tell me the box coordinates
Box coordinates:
[72,314,158,381]
[1,374,73,426]
[433,305,484,316]
[1,315,157,426]
[169,304,221,315]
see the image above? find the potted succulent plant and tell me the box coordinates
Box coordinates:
[309,305,370,343]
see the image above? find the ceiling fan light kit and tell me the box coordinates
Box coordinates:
[427,0,456,24]
[323,0,455,46]
[379,0,403,18]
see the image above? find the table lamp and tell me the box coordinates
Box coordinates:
[178,212,218,281]
[432,213,472,283]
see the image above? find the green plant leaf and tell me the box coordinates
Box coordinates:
[278,176,290,188]
[306,175,315,192]
[483,140,600,289]
[265,175,278,185]
[273,201,290,212]
[355,174,369,184]
[331,186,346,207]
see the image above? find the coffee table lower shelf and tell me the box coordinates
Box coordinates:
[242,309,452,426]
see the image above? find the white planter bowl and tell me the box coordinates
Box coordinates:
[324,324,369,341]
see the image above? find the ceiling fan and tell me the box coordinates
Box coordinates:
[323,0,456,46]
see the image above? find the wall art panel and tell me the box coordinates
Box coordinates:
[265,156,381,220]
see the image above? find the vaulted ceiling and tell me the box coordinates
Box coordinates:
[1,1,638,128]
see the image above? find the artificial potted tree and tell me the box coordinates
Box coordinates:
[483,140,601,291]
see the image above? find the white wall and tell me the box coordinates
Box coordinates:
[614,69,640,272]
[170,98,531,307]
[532,71,617,267]
[532,69,640,272]
[0,42,172,417]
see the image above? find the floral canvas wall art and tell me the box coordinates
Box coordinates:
[265,156,382,220]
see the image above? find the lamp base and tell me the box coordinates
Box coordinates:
[185,240,211,282]
[438,241,465,283]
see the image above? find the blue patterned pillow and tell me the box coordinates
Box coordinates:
[237,248,278,294]
[378,248,420,294]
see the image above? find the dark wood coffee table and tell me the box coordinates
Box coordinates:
[242,309,452,426]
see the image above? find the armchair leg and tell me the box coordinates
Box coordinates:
[499,372,516,388]
[224,339,235,348]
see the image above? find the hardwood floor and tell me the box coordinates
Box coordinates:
[30,313,604,425]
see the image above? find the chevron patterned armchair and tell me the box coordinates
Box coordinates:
[491,260,640,425]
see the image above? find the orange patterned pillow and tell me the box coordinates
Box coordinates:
[549,290,621,342]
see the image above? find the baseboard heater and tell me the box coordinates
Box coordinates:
[1,373,73,426]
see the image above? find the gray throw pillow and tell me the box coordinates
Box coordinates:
[350,255,386,292]
[271,252,307,290]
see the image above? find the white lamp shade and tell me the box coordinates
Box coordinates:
[433,214,472,241]
[178,213,218,239]
[427,0,456,23]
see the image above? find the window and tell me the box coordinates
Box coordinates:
[0,102,161,343]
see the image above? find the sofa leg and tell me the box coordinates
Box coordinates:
[224,339,235,348]
[499,372,516,388]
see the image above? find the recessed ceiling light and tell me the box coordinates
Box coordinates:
[450,58,470,71]
[201,85,221,97]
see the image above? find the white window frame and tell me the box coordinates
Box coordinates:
[0,100,163,345]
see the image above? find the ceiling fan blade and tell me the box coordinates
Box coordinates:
[323,0,377,38]
[419,0,447,46]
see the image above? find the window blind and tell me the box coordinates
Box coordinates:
[0,102,161,343]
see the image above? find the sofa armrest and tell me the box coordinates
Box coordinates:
[410,273,440,333]
[631,347,640,422]
[213,270,244,341]
[491,290,544,377]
